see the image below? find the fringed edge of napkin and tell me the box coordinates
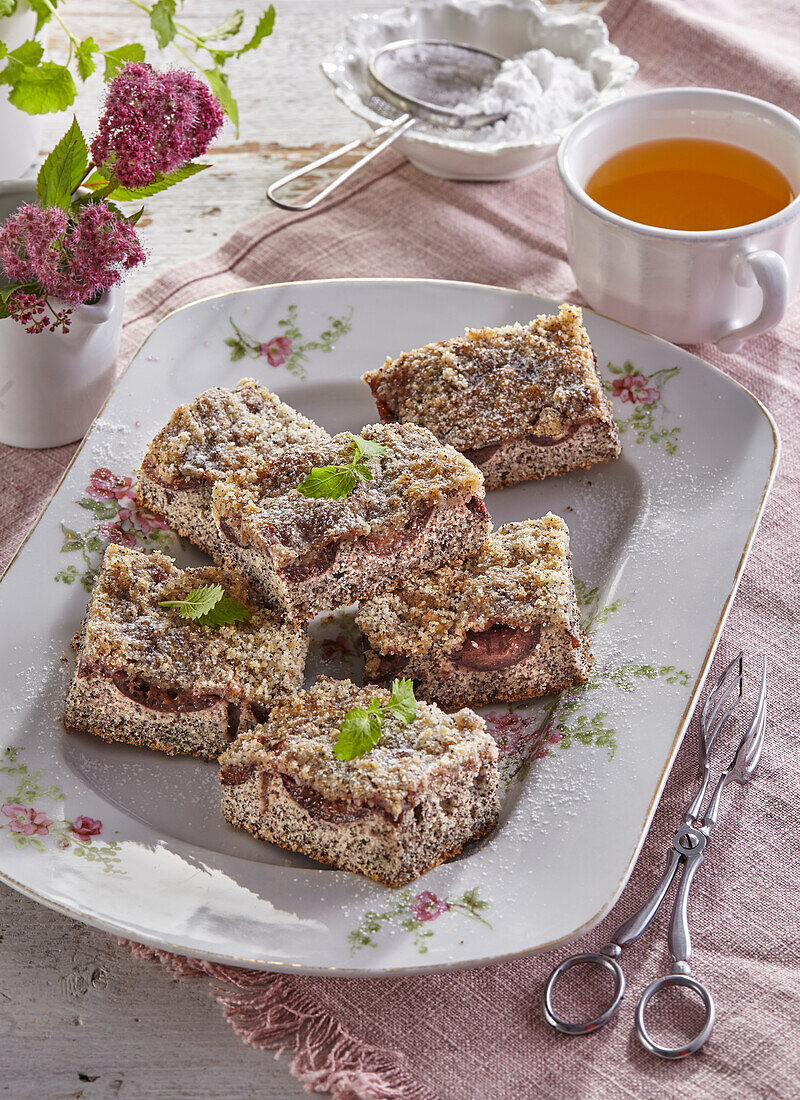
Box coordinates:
[120,939,436,1100]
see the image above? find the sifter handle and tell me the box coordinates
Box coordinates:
[267,115,416,212]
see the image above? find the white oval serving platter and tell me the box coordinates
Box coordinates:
[0,279,778,974]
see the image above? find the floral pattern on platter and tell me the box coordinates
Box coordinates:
[224,304,353,380]
[349,887,491,953]
[0,747,122,874]
[55,467,174,591]
[488,583,690,786]
[604,361,681,454]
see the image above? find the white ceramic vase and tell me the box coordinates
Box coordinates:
[0,2,44,179]
[0,181,124,449]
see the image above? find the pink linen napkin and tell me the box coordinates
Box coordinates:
[2,0,800,1096]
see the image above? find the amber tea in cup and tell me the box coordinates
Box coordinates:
[585,137,795,231]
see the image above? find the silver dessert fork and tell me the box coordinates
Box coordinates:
[542,652,768,1058]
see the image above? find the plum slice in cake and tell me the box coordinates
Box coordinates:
[220,676,500,886]
[357,515,592,710]
[362,304,621,490]
[135,378,328,560]
[65,545,308,760]
[210,422,491,622]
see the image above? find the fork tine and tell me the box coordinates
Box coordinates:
[732,658,768,783]
[701,652,744,750]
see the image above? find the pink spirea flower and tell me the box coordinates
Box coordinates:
[0,200,145,308]
[91,62,224,189]
[2,803,53,836]
[411,891,449,922]
[259,336,293,367]
[71,815,102,841]
[612,374,660,405]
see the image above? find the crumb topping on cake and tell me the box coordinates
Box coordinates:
[211,422,485,569]
[139,378,327,486]
[220,677,494,818]
[78,545,305,702]
[357,515,578,655]
[362,304,613,450]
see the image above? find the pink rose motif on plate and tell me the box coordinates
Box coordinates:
[2,803,53,836]
[411,891,450,922]
[71,815,102,842]
[611,374,660,405]
[99,520,137,547]
[87,467,133,501]
[259,336,293,367]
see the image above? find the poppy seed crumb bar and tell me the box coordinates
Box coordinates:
[211,422,491,621]
[362,304,621,490]
[357,515,592,710]
[135,378,328,560]
[65,545,308,760]
[220,677,500,886]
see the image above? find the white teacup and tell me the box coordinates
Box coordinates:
[557,88,800,350]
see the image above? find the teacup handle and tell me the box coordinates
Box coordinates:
[717,249,788,353]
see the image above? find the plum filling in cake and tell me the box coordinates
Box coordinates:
[106,670,217,712]
[220,761,257,786]
[461,420,596,466]
[280,775,371,824]
[453,625,542,671]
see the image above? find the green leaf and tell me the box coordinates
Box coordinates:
[236,6,275,56]
[36,117,88,210]
[335,707,382,760]
[297,464,356,500]
[26,0,52,33]
[85,162,208,200]
[102,43,145,80]
[75,36,98,81]
[0,39,43,77]
[159,583,223,621]
[8,62,76,114]
[0,1,17,18]
[385,679,417,725]
[202,65,238,129]
[194,595,251,627]
[350,434,388,461]
[201,10,244,41]
[150,0,177,48]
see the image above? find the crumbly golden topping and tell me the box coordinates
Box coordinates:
[362,304,613,450]
[211,422,484,570]
[77,545,306,702]
[357,515,579,655]
[139,378,327,486]
[220,677,495,817]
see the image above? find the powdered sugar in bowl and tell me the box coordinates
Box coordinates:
[322,0,637,181]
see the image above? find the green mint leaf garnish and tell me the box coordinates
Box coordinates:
[384,678,417,725]
[334,708,382,761]
[297,433,388,500]
[352,435,388,460]
[36,117,88,210]
[159,583,223,620]
[334,681,417,760]
[158,584,252,626]
[194,595,252,627]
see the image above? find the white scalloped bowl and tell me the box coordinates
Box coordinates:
[321,0,638,181]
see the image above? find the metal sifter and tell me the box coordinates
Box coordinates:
[266,39,507,211]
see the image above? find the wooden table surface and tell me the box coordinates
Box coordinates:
[1,2,597,1095]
